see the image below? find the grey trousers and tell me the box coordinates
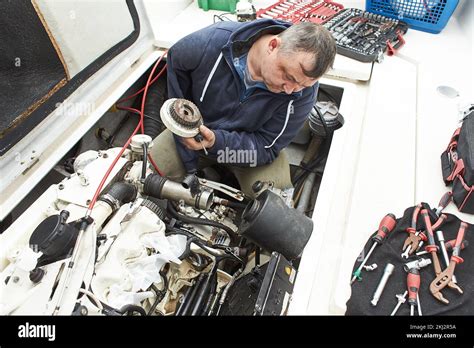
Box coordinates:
[149,130,293,198]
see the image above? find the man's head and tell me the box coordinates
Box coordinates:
[259,22,336,94]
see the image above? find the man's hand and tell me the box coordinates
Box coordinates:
[182,125,216,151]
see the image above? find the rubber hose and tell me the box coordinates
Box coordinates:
[167,202,238,243]
[143,77,166,139]
[119,304,146,316]
[99,182,137,208]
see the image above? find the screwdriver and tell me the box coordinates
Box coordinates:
[194,133,208,155]
[407,267,420,316]
[351,213,397,284]
[435,191,453,216]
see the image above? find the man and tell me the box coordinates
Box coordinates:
[150,19,336,197]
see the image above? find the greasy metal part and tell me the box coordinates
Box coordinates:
[144,174,214,210]
[198,178,245,201]
[170,99,202,128]
[390,291,407,316]
[430,223,467,304]
[370,263,394,306]
[161,180,213,210]
[160,98,202,138]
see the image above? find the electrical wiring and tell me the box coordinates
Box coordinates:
[116,52,167,105]
[86,55,166,215]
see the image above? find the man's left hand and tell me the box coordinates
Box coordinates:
[182,125,216,151]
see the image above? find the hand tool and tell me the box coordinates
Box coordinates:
[407,267,420,316]
[371,263,394,306]
[402,204,426,259]
[435,191,453,216]
[363,263,377,271]
[417,293,422,316]
[403,258,431,272]
[404,258,430,316]
[430,222,466,304]
[194,133,208,155]
[415,239,467,257]
[351,213,397,284]
[390,290,407,316]
[421,210,451,283]
[436,230,459,284]
[445,239,469,252]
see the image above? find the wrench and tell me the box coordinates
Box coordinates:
[430,222,466,304]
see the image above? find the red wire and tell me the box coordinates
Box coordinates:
[86,57,167,214]
[86,121,142,215]
[116,51,168,105]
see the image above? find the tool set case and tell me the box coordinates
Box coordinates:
[257,0,343,24]
[323,8,409,63]
[442,108,474,214]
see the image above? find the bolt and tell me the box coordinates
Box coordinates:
[58,184,64,190]
[12,276,20,283]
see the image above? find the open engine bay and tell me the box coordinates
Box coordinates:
[0,66,346,316]
[0,142,316,316]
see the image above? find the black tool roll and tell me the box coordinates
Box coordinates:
[346,203,473,315]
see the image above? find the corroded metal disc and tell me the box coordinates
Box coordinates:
[170,99,202,128]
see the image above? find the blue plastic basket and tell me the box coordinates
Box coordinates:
[366,0,459,34]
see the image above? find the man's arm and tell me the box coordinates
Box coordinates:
[185,87,317,166]
[166,24,218,172]
[166,25,215,99]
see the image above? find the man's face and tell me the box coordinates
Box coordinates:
[261,37,318,94]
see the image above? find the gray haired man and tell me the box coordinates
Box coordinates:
[150,19,336,197]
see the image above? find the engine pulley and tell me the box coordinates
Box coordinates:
[160,98,203,137]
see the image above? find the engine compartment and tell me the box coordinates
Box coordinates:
[0,144,311,316]
[0,61,344,316]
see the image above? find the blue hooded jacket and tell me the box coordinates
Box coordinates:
[166,19,318,172]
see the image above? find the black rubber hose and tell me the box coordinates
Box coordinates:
[167,202,238,243]
[175,285,193,316]
[148,270,168,315]
[142,143,148,181]
[119,304,146,316]
[190,271,214,316]
[177,274,206,316]
[100,182,137,208]
[143,77,166,139]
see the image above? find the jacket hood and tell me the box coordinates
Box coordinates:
[222,19,291,59]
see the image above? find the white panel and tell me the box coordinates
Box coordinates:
[35,0,135,78]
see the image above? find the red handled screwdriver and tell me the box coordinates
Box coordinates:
[351,213,397,284]
[407,267,420,316]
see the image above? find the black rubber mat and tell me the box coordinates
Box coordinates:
[0,1,66,141]
[0,0,140,155]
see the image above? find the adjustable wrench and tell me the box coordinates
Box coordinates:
[430,222,466,304]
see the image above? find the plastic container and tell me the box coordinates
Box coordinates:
[366,0,459,34]
[198,0,240,13]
